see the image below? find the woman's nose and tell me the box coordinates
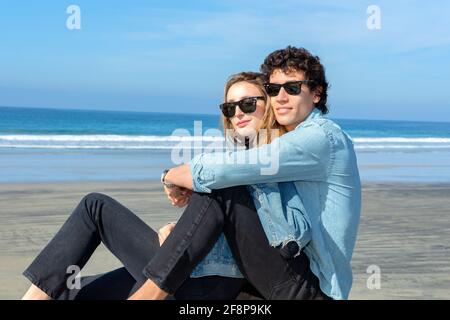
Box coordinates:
[234,106,245,117]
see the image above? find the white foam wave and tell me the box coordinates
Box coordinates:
[0,144,221,150]
[0,134,225,142]
[355,145,450,149]
[354,137,450,143]
[1,134,450,151]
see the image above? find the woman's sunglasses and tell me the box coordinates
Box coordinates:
[219,96,265,118]
[264,80,313,97]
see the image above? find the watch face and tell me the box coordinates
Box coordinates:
[161,169,169,183]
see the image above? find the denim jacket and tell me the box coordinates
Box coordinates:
[189,109,361,300]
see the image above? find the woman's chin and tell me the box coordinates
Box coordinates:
[235,127,258,138]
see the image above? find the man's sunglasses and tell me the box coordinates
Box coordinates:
[219,96,265,118]
[264,80,313,97]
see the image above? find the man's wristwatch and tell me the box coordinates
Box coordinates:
[161,169,176,188]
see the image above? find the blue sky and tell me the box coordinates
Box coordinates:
[0,0,449,121]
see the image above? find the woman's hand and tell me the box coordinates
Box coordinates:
[158,222,176,246]
[164,185,192,207]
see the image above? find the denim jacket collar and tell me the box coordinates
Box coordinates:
[294,108,322,131]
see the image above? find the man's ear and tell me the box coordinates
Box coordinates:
[313,86,322,104]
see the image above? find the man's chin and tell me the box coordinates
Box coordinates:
[275,115,295,127]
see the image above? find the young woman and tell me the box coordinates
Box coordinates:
[21,72,288,300]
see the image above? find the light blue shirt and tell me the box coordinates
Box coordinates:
[189,109,361,300]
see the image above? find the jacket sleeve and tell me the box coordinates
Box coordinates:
[190,122,332,193]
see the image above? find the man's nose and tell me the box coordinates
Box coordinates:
[276,87,289,102]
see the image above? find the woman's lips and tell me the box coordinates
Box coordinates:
[276,107,293,115]
[236,119,251,128]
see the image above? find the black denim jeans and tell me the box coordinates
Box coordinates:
[23,192,245,300]
[24,187,330,300]
[143,185,330,300]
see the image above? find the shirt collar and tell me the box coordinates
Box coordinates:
[294,108,322,130]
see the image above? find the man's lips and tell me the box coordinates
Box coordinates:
[275,107,293,115]
[236,119,251,128]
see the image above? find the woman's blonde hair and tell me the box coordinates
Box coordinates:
[221,72,286,145]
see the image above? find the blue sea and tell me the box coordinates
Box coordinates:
[1,106,450,183]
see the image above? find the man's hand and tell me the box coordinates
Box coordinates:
[164,185,192,207]
[158,222,176,246]
[163,165,194,191]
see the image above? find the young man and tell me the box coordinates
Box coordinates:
[130,46,361,300]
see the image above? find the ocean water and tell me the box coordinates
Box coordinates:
[1,106,450,183]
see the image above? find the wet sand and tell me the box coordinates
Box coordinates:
[1,181,449,299]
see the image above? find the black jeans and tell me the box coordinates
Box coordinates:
[143,186,329,300]
[24,187,330,300]
[23,192,245,300]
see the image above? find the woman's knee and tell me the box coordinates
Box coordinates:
[79,192,115,218]
[82,192,112,205]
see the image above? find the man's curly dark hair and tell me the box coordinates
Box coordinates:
[260,46,329,114]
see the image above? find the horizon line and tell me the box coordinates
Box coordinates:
[1,104,450,125]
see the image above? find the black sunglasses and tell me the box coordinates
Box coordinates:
[219,96,265,118]
[264,80,313,97]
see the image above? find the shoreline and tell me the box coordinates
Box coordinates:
[0,178,450,186]
[2,147,450,184]
[1,180,450,299]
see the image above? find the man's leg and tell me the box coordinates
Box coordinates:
[220,188,329,300]
[143,186,330,300]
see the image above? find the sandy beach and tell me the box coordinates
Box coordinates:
[1,180,449,299]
